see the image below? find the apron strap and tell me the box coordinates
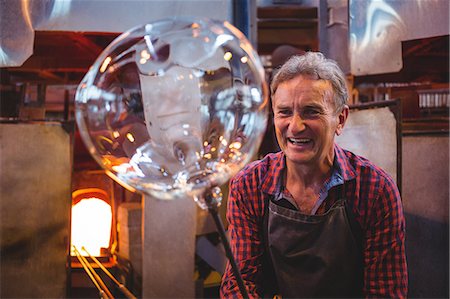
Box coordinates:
[262,195,279,297]
[341,182,363,252]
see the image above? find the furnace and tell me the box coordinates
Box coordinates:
[71,188,113,257]
[70,169,140,298]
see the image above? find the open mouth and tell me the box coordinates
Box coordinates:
[288,137,312,145]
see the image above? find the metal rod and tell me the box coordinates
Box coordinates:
[82,247,137,299]
[73,246,114,299]
[73,246,106,298]
[73,246,110,299]
[208,207,249,298]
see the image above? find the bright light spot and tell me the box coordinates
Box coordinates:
[240,56,248,63]
[215,33,232,45]
[145,24,153,32]
[230,141,242,149]
[191,23,200,37]
[251,88,262,102]
[100,57,112,73]
[126,133,135,143]
[223,52,233,61]
[203,141,209,147]
[71,198,112,256]
[140,49,151,64]
[112,163,133,174]
[141,49,151,59]
[204,153,212,159]
[211,147,217,152]
[112,131,120,138]
[136,149,153,163]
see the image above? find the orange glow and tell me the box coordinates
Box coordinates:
[126,132,135,143]
[229,141,242,149]
[101,155,130,167]
[71,197,112,256]
[100,57,112,73]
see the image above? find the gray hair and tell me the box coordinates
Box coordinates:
[270,52,348,111]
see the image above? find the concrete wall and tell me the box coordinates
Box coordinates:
[0,123,72,297]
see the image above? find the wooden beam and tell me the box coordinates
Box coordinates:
[258,6,317,19]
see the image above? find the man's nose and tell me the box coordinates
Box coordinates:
[289,113,306,133]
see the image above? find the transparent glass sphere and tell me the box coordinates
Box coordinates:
[75,17,268,207]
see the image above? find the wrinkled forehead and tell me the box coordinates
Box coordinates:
[272,75,334,106]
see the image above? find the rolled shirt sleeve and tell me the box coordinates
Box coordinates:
[220,175,266,298]
[363,174,408,298]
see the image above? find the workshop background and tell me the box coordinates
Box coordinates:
[0,0,448,298]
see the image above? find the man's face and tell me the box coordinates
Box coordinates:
[272,75,348,167]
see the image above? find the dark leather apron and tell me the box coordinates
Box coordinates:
[264,188,364,298]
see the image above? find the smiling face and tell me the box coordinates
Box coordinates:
[272,74,348,170]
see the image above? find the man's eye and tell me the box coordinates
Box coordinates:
[278,109,292,116]
[303,109,321,117]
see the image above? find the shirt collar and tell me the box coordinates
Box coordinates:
[260,152,285,196]
[259,144,356,196]
[334,143,357,181]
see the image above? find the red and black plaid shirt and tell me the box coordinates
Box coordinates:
[220,144,407,298]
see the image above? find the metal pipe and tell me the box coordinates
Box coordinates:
[73,246,109,299]
[204,188,249,298]
[72,246,114,299]
[203,188,249,298]
[73,246,106,298]
[82,247,137,299]
[208,207,249,298]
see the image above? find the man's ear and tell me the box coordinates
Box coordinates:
[335,105,349,136]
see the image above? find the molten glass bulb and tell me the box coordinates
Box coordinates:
[75,17,268,205]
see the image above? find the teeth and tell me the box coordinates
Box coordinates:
[289,138,310,144]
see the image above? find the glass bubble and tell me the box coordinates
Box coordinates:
[75,17,268,207]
